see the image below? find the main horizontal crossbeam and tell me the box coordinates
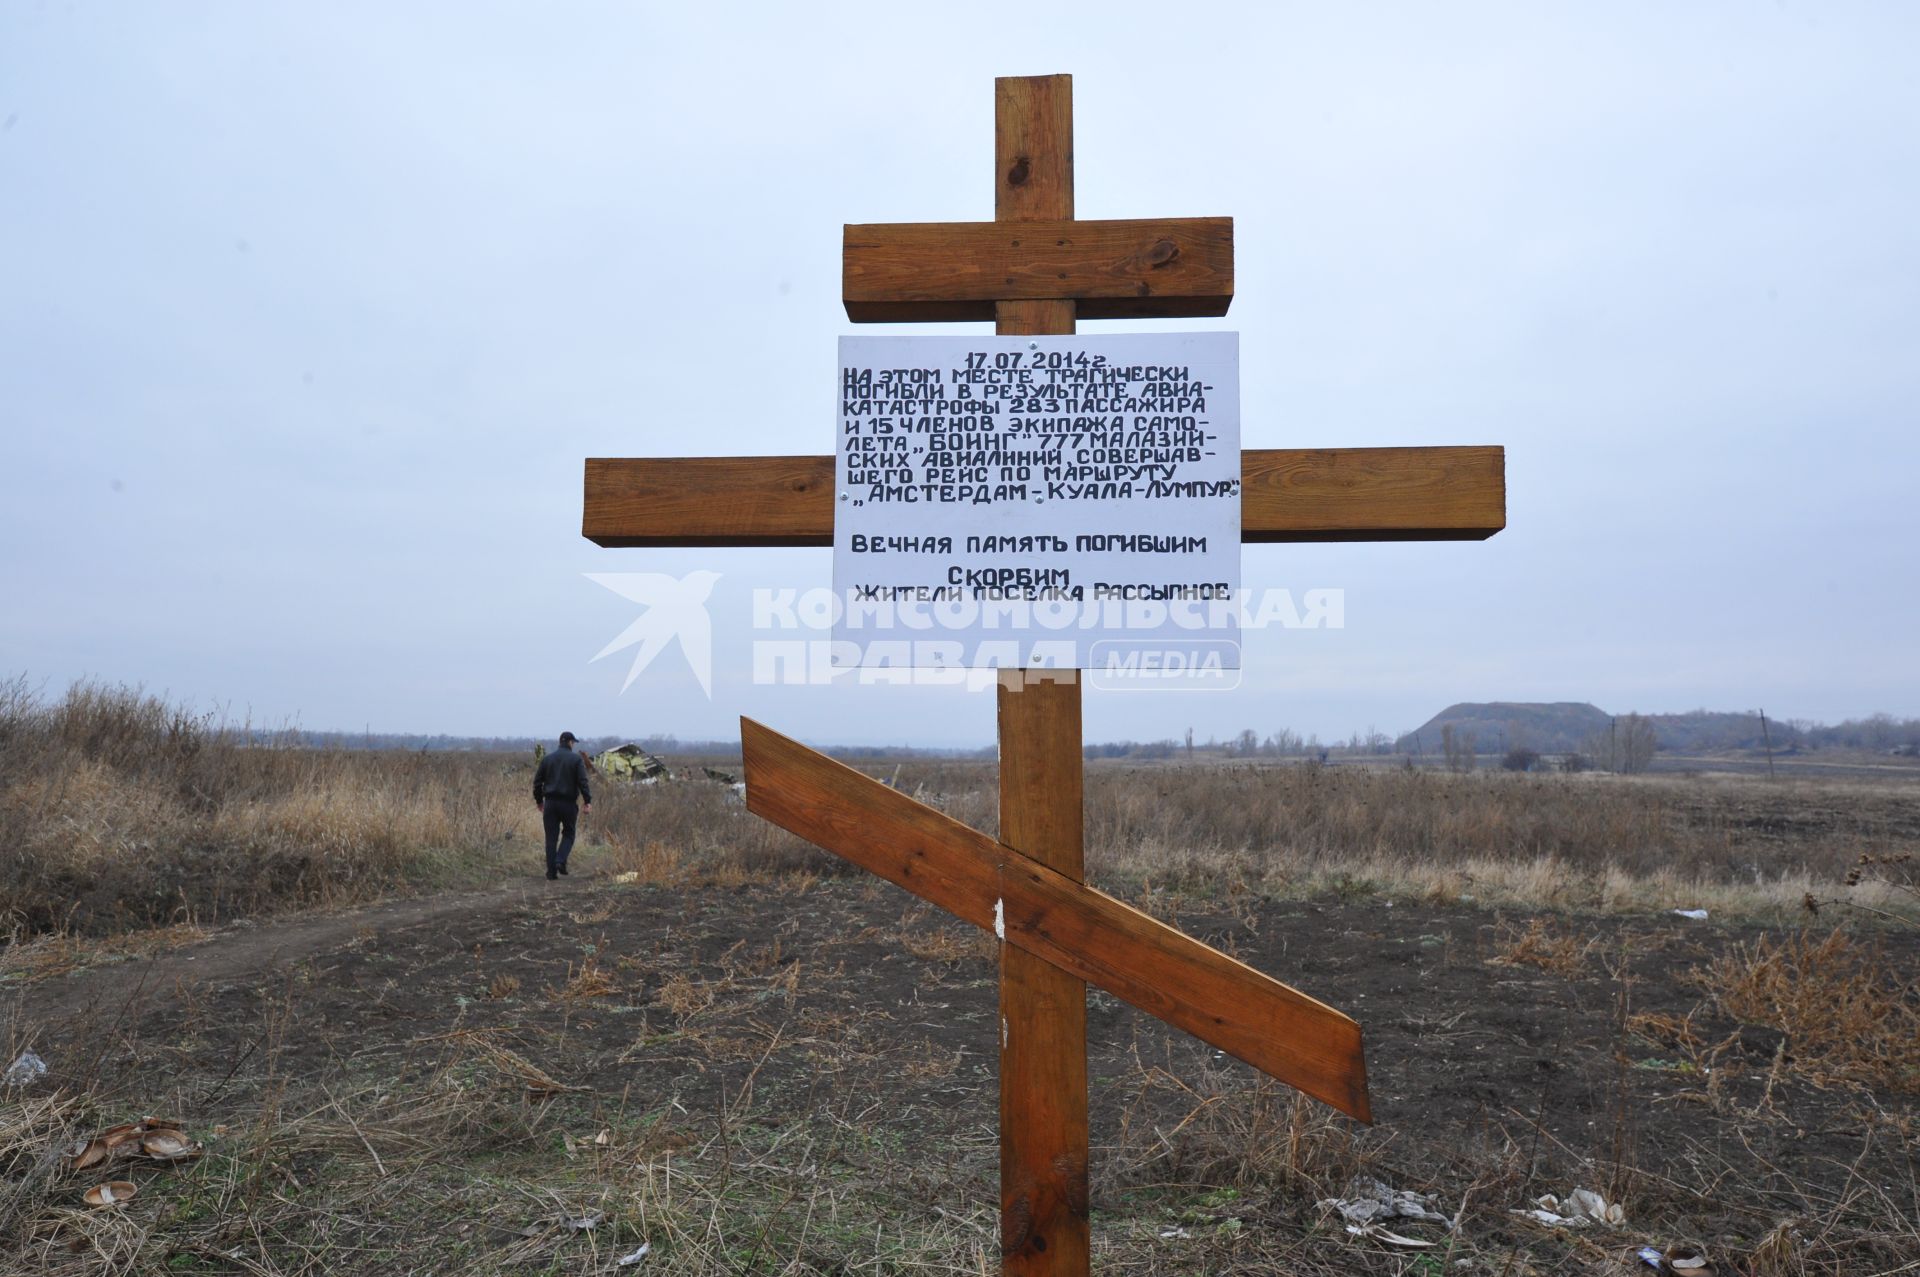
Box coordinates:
[844,218,1233,322]
[583,446,1505,547]
[741,718,1371,1121]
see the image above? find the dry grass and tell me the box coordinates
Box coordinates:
[1112,1052,1374,1198]
[8,680,1919,946]
[897,924,996,965]
[0,923,212,985]
[0,1081,1899,1275]
[1490,918,1597,976]
[0,1031,1451,1275]
[1696,928,1920,1093]
[0,1033,1002,1276]
[0,680,532,935]
[553,957,618,1003]
[1080,761,1920,920]
[654,971,718,1020]
[584,753,1920,926]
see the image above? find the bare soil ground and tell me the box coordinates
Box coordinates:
[6,869,1916,1275]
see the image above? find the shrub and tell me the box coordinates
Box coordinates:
[1501,748,1541,773]
[1697,929,1920,1092]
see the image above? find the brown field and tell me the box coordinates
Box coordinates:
[3,684,1919,1274]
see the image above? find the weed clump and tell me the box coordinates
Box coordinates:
[1490,917,1596,976]
[1697,928,1920,1092]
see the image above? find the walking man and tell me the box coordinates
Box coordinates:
[533,731,593,880]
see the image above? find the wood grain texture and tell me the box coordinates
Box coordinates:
[997,670,1088,1271]
[739,717,1374,1123]
[1241,444,1506,542]
[995,73,1088,1277]
[996,674,1083,863]
[997,73,1072,224]
[582,455,832,547]
[843,218,1233,322]
[583,446,1506,546]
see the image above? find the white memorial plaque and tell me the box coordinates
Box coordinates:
[833,332,1240,672]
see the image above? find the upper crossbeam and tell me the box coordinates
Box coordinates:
[844,218,1233,322]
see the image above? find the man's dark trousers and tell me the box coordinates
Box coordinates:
[542,799,579,877]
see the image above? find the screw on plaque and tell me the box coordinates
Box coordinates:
[1028,342,1039,351]
[839,493,849,502]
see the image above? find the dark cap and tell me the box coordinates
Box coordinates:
[558,731,577,745]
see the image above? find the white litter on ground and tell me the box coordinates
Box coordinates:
[1318,1176,1454,1230]
[3,1051,47,1087]
[1514,1188,1625,1228]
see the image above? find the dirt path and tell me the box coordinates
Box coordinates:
[11,879,541,1027]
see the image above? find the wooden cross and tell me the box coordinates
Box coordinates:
[582,74,1505,1276]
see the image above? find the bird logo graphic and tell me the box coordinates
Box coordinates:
[586,570,721,697]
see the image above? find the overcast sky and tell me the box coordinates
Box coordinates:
[3,2,1915,747]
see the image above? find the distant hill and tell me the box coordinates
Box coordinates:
[1394,702,1845,757]
[1395,703,1611,755]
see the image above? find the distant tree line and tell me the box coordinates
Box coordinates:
[1084,740,1180,759]
[1777,713,1920,753]
[267,711,1920,764]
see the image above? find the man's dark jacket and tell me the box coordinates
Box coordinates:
[534,746,593,805]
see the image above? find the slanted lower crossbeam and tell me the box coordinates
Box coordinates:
[741,719,1372,1119]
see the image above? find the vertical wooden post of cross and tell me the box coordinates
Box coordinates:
[992,75,1090,1277]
